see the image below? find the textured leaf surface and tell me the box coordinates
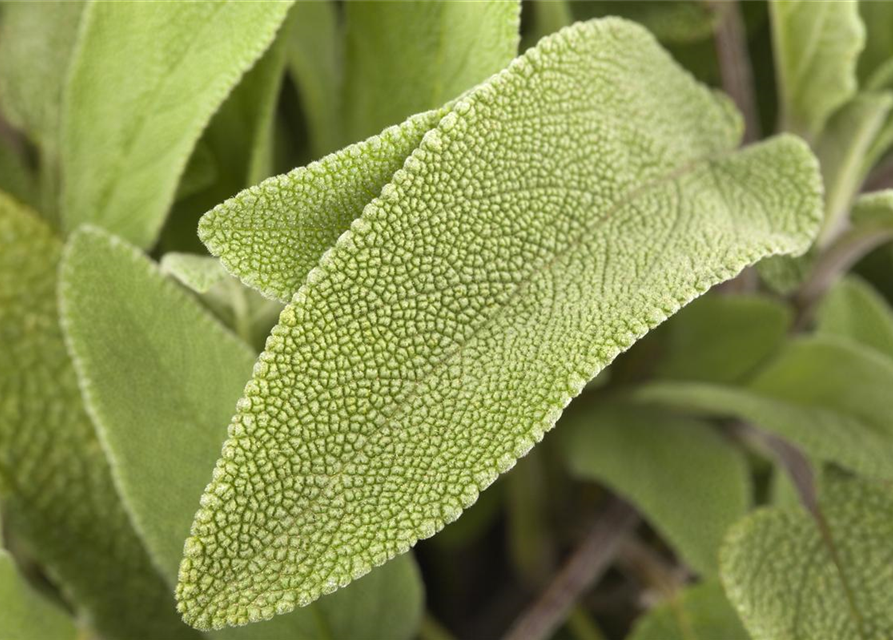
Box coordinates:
[636,336,893,480]
[561,404,749,575]
[0,548,77,640]
[816,275,893,360]
[627,580,748,640]
[770,0,864,140]
[343,0,520,142]
[655,293,791,383]
[178,19,822,629]
[61,0,292,248]
[59,229,424,640]
[721,471,893,639]
[0,194,198,640]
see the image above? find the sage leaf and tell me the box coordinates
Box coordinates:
[816,275,893,360]
[721,470,893,639]
[0,547,77,640]
[636,336,893,480]
[178,19,822,629]
[770,0,864,141]
[162,252,230,295]
[0,141,38,209]
[572,1,719,45]
[655,293,791,384]
[59,228,424,640]
[627,580,748,640]
[0,194,198,640]
[561,404,749,576]
[858,0,893,89]
[61,0,292,248]
[343,0,520,142]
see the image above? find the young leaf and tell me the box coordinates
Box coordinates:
[627,580,748,640]
[343,0,521,142]
[61,1,293,248]
[0,194,198,640]
[59,228,424,640]
[770,0,864,140]
[816,275,893,360]
[0,548,77,640]
[635,336,893,481]
[655,293,792,384]
[178,19,822,629]
[721,471,893,639]
[561,404,750,576]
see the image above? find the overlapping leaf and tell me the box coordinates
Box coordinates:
[627,580,748,640]
[817,275,893,359]
[178,18,822,629]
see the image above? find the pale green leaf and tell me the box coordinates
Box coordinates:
[285,0,342,158]
[59,228,424,640]
[178,19,822,629]
[816,275,893,360]
[0,549,77,640]
[0,194,198,640]
[635,336,893,481]
[858,0,893,89]
[721,470,893,639]
[343,0,520,142]
[770,0,864,140]
[561,404,750,576]
[852,187,893,227]
[162,252,230,294]
[655,293,792,384]
[61,1,293,248]
[525,0,573,48]
[627,580,748,640]
[572,1,720,44]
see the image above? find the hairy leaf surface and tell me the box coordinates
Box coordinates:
[178,19,822,629]
[817,275,893,360]
[0,194,198,640]
[627,580,748,640]
[721,471,893,639]
[636,336,893,480]
[561,404,749,575]
[60,228,424,640]
[61,1,292,248]
[770,0,864,140]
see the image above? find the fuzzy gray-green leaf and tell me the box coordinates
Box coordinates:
[178,19,822,629]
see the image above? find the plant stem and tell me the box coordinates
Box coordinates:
[419,613,459,640]
[712,0,760,143]
[501,496,639,640]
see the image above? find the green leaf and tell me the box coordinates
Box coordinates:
[285,0,342,158]
[61,1,293,248]
[342,0,520,143]
[59,228,424,640]
[0,194,198,640]
[770,0,864,140]
[525,0,573,49]
[858,0,893,89]
[0,140,38,210]
[561,404,750,576]
[655,293,792,384]
[721,470,893,639]
[162,252,230,294]
[816,275,893,360]
[572,1,720,44]
[0,549,77,640]
[635,335,893,481]
[627,580,748,640]
[178,19,822,629]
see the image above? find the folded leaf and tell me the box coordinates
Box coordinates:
[343,0,520,142]
[177,19,822,629]
[0,548,77,640]
[721,470,893,639]
[561,404,750,576]
[61,0,293,248]
[60,228,424,640]
[816,275,893,360]
[770,0,864,141]
[655,293,791,384]
[0,194,198,640]
[627,580,748,640]
[635,336,893,480]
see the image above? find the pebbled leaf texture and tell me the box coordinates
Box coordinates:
[0,194,198,640]
[0,547,77,640]
[61,0,292,248]
[770,0,864,141]
[561,404,749,576]
[721,470,893,639]
[60,228,424,640]
[178,19,823,629]
[627,580,748,640]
